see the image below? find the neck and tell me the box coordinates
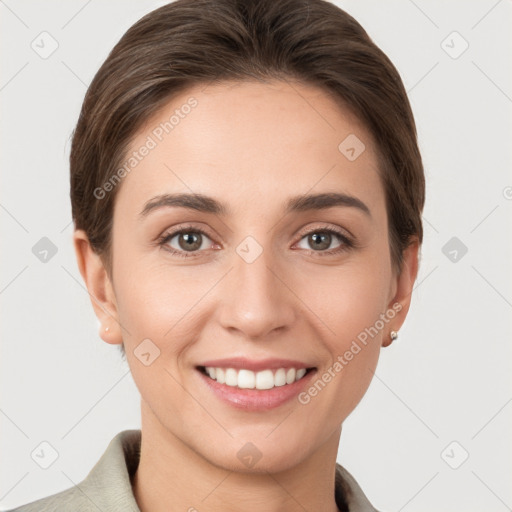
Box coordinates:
[133,400,342,512]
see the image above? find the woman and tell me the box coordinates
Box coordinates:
[11,0,424,510]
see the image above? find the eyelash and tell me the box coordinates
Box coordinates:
[156,224,355,259]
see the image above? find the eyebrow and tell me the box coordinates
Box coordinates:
[139,192,371,219]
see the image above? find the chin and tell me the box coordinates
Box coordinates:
[199,434,313,475]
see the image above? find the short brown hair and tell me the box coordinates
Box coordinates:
[70,0,425,379]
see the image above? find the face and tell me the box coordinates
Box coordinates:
[84,80,414,473]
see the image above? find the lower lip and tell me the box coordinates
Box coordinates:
[196,368,317,411]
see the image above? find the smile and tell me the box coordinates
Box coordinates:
[198,366,313,390]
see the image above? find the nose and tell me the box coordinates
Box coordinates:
[217,242,297,340]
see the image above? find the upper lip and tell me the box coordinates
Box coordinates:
[197,357,315,372]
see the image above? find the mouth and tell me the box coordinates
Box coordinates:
[194,357,318,410]
[196,365,316,390]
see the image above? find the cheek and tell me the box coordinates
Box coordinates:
[113,259,214,350]
[296,257,391,342]
[299,270,387,428]
[112,265,205,405]
[293,252,390,395]
[325,260,391,409]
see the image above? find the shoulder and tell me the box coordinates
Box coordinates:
[6,430,142,512]
[335,463,382,512]
[7,486,93,512]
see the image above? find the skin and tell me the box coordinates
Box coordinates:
[74,79,419,512]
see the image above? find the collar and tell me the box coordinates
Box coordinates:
[17,429,379,511]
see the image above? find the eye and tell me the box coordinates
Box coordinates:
[157,224,355,259]
[295,227,354,256]
[158,226,215,258]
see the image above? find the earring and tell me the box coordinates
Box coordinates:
[105,326,110,333]
[390,330,398,341]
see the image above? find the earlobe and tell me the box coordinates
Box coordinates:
[73,229,123,346]
[383,238,420,347]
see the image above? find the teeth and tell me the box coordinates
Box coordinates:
[216,368,225,384]
[203,366,309,390]
[256,369,274,390]
[274,368,286,387]
[225,368,238,386]
[238,369,255,389]
[296,368,307,380]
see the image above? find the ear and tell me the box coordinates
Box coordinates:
[73,229,123,346]
[382,238,420,347]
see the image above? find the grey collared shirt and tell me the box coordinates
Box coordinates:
[9,430,380,511]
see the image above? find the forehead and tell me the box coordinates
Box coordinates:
[113,80,385,220]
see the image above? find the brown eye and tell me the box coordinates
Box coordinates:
[307,232,334,251]
[159,228,214,256]
[294,227,354,257]
[297,230,343,252]
[177,232,203,251]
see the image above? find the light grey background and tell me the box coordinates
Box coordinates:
[1,1,511,510]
